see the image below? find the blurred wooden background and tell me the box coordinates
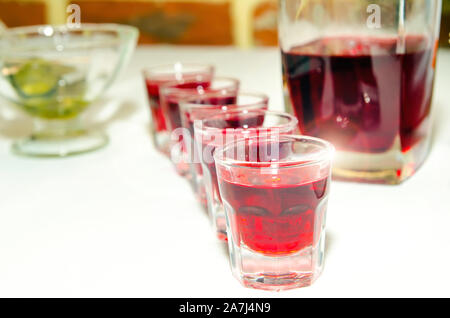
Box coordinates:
[0,0,448,48]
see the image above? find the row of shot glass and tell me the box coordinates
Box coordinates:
[142,63,334,291]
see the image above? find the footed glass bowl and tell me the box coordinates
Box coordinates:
[0,23,138,157]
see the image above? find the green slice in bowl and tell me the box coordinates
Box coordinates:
[9,58,74,98]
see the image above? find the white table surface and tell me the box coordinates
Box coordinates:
[0,46,449,298]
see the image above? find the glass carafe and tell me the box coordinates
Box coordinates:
[279,0,442,184]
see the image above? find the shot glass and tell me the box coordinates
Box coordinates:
[214,135,334,291]
[194,110,298,241]
[142,63,214,155]
[160,77,240,177]
[180,92,269,206]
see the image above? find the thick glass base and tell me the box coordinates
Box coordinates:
[194,182,208,211]
[227,221,326,291]
[170,142,191,177]
[11,118,108,157]
[203,168,228,240]
[215,213,227,241]
[12,131,108,157]
[242,273,314,291]
[186,158,207,207]
[282,80,433,185]
[332,134,430,184]
[209,201,227,241]
[151,129,170,156]
[229,243,325,291]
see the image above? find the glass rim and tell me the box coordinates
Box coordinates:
[159,76,239,97]
[0,23,139,52]
[180,91,269,112]
[213,134,335,170]
[142,63,215,78]
[1,23,138,40]
[194,109,298,135]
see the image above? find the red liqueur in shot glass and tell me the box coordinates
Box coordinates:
[194,110,298,241]
[180,92,269,206]
[142,63,214,155]
[214,135,334,291]
[160,77,239,177]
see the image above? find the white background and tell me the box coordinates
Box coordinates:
[0,46,449,297]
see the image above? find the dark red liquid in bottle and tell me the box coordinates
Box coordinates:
[219,174,329,255]
[282,36,435,153]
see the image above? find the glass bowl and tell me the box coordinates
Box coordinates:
[0,23,139,156]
